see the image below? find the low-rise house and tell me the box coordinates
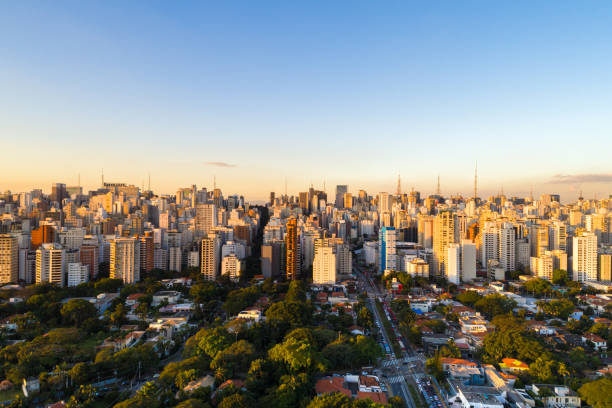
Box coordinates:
[22,378,40,397]
[525,320,557,336]
[499,358,529,374]
[148,317,188,338]
[460,315,489,334]
[315,374,387,404]
[152,290,181,306]
[531,385,580,408]
[183,375,215,393]
[582,333,607,351]
[0,315,20,332]
[236,308,264,323]
[126,293,146,306]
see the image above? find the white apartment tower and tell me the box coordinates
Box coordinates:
[36,243,65,286]
[572,232,597,282]
[313,246,337,284]
[446,244,461,285]
[498,223,516,272]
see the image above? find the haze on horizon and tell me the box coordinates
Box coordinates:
[2,1,612,201]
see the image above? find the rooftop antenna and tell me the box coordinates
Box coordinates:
[396,173,402,196]
[436,175,441,196]
[148,172,151,191]
[284,178,288,197]
[101,168,104,187]
[530,185,534,201]
[78,173,80,188]
[214,175,217,190]
[323,179,326,193]
[474,161,478,199]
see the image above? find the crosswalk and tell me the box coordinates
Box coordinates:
[382,356,420,367]
[387,375,406,384]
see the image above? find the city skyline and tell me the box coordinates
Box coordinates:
[3,2,612,200]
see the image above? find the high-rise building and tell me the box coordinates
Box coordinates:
[110,237,140,284]
[80,245,99,280]
[195,204,217,237]
[31,225,55,250]
[313,245,336,284]
[433,211,456,276]
[335,185,348,208]
[0,234,18,283]
[599,253,612,281]
[572,232,597,282]
[343,193,352,210]
[379,227,397,273]
[417,215,434,249]
[549,221,567,251]
[67,263,89,287]
[498,223,516,272]
[446,243,461,285]
[221,254,243,282]
[201,236,220,281]
[51,182,67,204]
[36,243,65,286]
[285,218,301,280]
[531,255,553,280]
[139,233,154,274]
[378,192,391,213]
[406,258,429,278]
[261,240,283,279]
[461,239,477,282]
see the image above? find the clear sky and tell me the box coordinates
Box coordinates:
[2,1,612,201]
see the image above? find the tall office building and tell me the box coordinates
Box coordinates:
[378,192,392,213]
[343,193,352,210]
[0,234,18,283]
[572,232,597,282]
[335,185,348,208]
[51,182,67,204]
[195,204,217,237]
[36,243,65,286]
[379,227,397,273]
[31,225,55,250]
[110,237,140,284]
[433,211,456,276]
[285,218,301,280]
[201,236,220,281]
[480,222,499,267]
[299,192,309,213]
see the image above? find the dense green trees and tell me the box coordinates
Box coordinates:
[61,299,98,327]
[474,294,516,319]
[223,286,260,317]
[210,340,257,380]
[524,278,553,297]
[578,378,612,408]
[307,392,389,407]
[481,315,544,364]
[536,299,575,319]
[455,290,483,306]
[390,300,416,327]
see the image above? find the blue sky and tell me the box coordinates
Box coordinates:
[1,1,611,201]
